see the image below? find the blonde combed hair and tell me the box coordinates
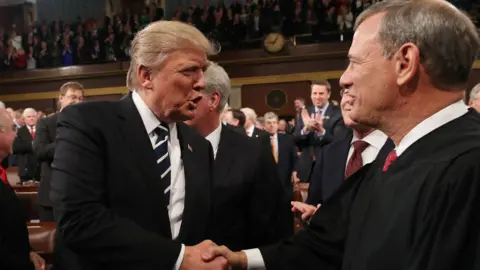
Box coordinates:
[126,21,218,89]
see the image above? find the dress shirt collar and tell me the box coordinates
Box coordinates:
[315,102,329,113]
[132,90,177,137]
[206,122,222,157]
[396,100,468,156]
[246,125,255,136]
[351,129,388,150]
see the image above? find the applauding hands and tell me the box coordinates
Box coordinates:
[301,109,325,134]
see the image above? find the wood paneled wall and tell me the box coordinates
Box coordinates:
[240,79,342,117]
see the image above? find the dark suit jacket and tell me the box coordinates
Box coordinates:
[13,125,39,181]
[251,127,272,152]
[210,125,284,250]
[294,105,346,182]
[33,114,57,207]
[0,180,34,270]
[276,133,298,200]
[50,95,214,270]
[307,131,395,205]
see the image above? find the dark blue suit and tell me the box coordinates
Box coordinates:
[307,131,394,205]
[294,104,346,182]
[276,133,298,201]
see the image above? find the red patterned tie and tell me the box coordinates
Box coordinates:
[383,150,398,172]
[30,126,35,138]
[344,140,369,179]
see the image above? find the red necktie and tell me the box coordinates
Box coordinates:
[0,166,9,186]
[383,150,398,172]
[30,126,35,138]
[344,140,369,179]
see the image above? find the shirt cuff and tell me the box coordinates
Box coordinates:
[244,248,266,270]
[316,130,326,136]
[301,129,309,135]
[173,244,185,270]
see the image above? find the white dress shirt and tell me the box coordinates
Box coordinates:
[243,99,468,270]
[246,125,255,137]
[271,133,278,155]
[205,123,222,159]
[132,91,186,270]
[345,130,388,170]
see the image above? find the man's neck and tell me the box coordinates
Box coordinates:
[380,91,463,146]
[197,114,221,137]
[353,127,373,139]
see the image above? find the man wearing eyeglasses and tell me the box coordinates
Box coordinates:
[33,82,84,222]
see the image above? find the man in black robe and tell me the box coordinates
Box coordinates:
[202,1,480,269]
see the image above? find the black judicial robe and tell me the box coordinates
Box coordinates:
[260,109,480,270]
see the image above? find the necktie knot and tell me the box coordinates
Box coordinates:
[352,140,369,152]
[344,140,369,179]
[383,150,398,172]
[154,123,169,140]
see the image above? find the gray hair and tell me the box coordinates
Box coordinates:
[356,0,480,90]
[0,101,5,109]
[22,108,37,117]
[126,20,218,89]
[203,62,231,111]
[241,107,257,122]
[470,83,480,101]
[264,112,279,121]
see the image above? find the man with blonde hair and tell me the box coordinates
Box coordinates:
[51,21,227,269]
[34,81,84,222]
[204,1,480,269]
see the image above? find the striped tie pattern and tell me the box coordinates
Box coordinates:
[153,123,171,206]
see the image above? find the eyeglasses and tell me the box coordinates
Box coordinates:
[340,88,350,97]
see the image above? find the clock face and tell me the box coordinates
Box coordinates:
[264,33,285,53]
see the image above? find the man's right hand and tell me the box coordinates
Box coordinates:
[180,240,229,270]
[291,201,320,222]
[202,245,248,270]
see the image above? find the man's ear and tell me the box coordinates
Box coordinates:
[137,65,153,90]
[210,92,221,111]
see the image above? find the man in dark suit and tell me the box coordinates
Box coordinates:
[291,91,394,220]
[50,21,227,270]
[184,62,288,250]
[12,108,40,184]
[263,112,298,201]
[224,108,247,135]
[0,109,45,270]
[294,80,347,182]
[33,81,84,222]
[241,107,270,140]
[263,111,299,236]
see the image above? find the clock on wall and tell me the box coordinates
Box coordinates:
[263,32,286,54]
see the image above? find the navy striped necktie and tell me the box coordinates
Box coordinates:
[153,123,171,206]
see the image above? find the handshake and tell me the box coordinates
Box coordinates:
[180,240,247,270]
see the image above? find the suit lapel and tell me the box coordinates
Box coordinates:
[331,132,353,181]
[214,127,235,184]
[117,94,172,238]
[176,122,211,240]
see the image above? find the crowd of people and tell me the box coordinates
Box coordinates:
[1,0,480,270]
[2,0,476,71]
